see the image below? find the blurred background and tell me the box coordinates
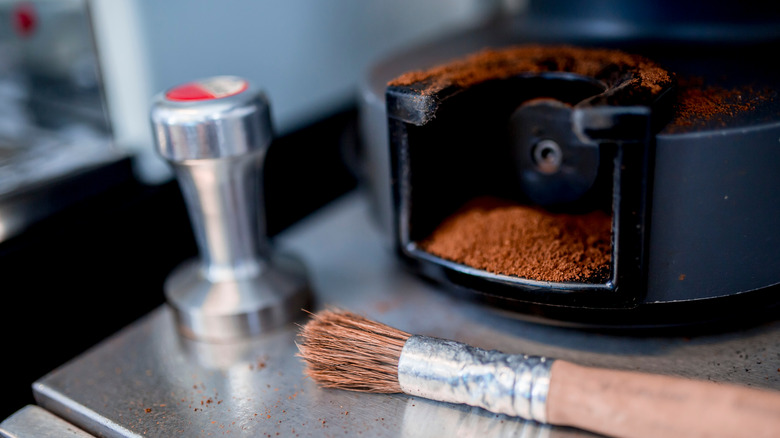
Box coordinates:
[0,0,517,420]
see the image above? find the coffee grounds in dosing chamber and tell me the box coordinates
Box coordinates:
[387,44,681,294]
[419,197,612,283]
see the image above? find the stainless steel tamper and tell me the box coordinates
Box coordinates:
[150,76,311,341]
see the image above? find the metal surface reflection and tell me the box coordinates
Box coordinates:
[401,396,598,438]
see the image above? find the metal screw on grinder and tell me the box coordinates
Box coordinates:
[150,75,311,342]
[532,139,563,174]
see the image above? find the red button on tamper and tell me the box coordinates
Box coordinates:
[165,76,249,101]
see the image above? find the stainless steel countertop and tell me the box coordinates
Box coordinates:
[11,191,780,437]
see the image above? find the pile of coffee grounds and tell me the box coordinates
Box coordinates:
[388,45,671,98]
[667,76,774,129]
[419,197,612,283]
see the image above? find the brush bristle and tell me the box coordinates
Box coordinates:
[296,309,411,393]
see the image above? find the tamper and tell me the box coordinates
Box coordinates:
[150,76,311,341]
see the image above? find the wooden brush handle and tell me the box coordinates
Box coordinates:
[547,360,780,438]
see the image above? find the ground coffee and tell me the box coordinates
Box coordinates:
[420,197,611,283]
[389,45,672,98]
[667,76,773,129]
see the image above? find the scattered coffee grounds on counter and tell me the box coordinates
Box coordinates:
[419,197,612,283]
[388,45,672,99]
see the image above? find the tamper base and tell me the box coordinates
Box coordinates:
[164,253,311,342]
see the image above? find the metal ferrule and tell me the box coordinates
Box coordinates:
[397,335,554,423]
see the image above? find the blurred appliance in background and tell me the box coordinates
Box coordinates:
[0,0,131,242]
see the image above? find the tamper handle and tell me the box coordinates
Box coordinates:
[547,360,780,438]
[173,154,267,281]
[151,76,273,281]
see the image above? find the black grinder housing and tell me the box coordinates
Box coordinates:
[384,45,780,327]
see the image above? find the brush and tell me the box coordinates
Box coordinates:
[296,309,780,438]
